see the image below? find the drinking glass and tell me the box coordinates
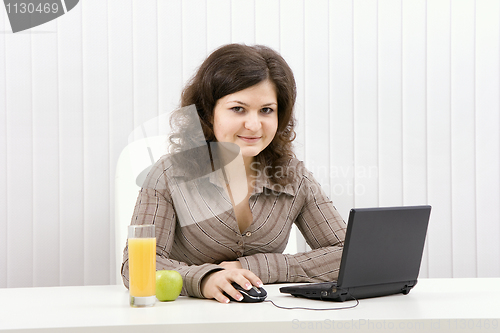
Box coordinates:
[128,224,156,307]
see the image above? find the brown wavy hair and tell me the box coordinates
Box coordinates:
[169,44,297,185]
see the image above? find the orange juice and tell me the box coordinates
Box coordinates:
[128,237,156,297]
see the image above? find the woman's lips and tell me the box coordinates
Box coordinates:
[238,136,261,143]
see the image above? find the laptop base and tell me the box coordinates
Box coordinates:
[280,280,417,302]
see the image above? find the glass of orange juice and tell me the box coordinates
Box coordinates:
[128,224,156,307]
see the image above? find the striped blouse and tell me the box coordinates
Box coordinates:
[121,155,346,298]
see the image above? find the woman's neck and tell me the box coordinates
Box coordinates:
[243,156,257,179]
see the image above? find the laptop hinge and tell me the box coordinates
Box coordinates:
[334,288,351,302]
[401,280,417,295]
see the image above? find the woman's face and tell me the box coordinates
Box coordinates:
[212,79,278,164]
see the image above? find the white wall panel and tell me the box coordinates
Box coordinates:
[255,0,280,49]
[231,0,255,45]
[58,3,84,287]
[427,0,453,278]
[0,5,8,287]
[475,0,500,277]
[304,0,330,193]
[182,0,207,83]
[378,0,403,208]
[353,0,378,208]
[207,0,231,53]
[158,0,183,115]
[82,0,111,285]
[32,19,61,287]
[280,0,305,162]
[401,0,429,277]
[401,0,428,206]
[1,0,500,288]
[450,0,477,278]
[280,0,307,253]
[108,0,134,276]
[5,30,34,287]
[329,0,354,220]
[133,0,159,130]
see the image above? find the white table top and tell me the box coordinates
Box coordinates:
[1,278,499,333]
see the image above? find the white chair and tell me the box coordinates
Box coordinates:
[114,135,169,284]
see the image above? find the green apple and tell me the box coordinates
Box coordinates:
[156,270,183,301]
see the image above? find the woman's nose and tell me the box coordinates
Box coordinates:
[244,112,261,131]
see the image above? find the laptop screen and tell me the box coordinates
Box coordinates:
[337,205,431,288]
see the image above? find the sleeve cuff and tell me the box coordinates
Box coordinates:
[183,264,224,298]
[238,253,289,284]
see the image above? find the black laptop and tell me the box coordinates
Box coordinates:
[280,205,431,302]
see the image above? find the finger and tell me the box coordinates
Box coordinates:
[212,290,231,304]
[233,277,252,290]
[210,276,242,302]
[222,283,244,302]
[238,270,263,289]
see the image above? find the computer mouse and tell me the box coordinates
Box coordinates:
[224,282,267,302]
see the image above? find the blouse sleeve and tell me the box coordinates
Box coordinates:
[120,157,223,298]
[238,165,346,284]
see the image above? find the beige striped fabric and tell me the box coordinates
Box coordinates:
[121,156,346,298]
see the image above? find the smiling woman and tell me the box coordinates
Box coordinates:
[175,44,297,187]
[121,44,346,304]
[212,79,278,169]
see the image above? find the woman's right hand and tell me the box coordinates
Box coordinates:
[201,268,263,303]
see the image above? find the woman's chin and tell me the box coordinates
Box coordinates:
[240,149,261,159]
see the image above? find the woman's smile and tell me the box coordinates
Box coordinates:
[237,135,262,143]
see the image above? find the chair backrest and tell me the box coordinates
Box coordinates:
[114,135,169,284]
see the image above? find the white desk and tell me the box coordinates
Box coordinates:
[1,278,499,333]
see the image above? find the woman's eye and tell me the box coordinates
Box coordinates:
[231,106,245,113]
[261,107,275,114]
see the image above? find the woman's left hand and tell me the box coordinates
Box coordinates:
[218,261,243,269]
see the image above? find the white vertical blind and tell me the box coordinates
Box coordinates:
[231,0,255,44]
[255,0,280,48]
[82,0,111,286]
[280,0,305,162]
[58,4,84,287]
[450,0,477,278]
[378,0,403,208]
[401,0,430,277]
[1,0,499,288]
[305,0,330,190]
[108,0,134,286]
[329,0,354,217]
[5,22,34,288]
[207,0,231,52]
[0,1,6,286]
[280,0,307,253]
[427,0,453,278]
[32,19,60,287]
[158,0,183,114]
[183,0,207,84]
[353,0,379,208]
[475,0,500,277]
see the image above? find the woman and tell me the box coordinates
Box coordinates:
[121,44,346,303]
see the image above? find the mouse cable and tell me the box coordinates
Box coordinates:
[264,294,359,311]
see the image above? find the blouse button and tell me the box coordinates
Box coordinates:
[237,240,243,246]
[245,231,252,237]
[236,251,242,257]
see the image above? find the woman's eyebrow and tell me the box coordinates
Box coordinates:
[227,100,249,106]
[227,100,277,107]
